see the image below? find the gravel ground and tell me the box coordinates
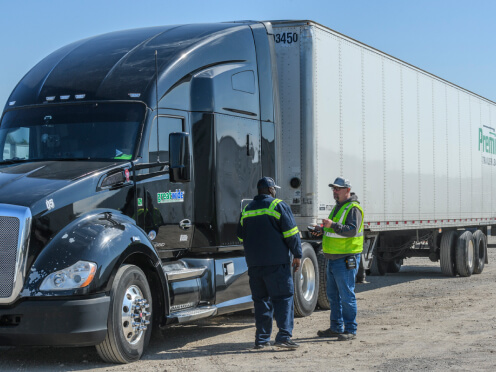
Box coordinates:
[1,243,495,371]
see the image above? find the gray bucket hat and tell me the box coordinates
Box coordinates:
[329,177,351,188]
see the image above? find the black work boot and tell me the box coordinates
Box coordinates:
[274,339,299,349]
[337,332,356,341]
[317,328,342,337]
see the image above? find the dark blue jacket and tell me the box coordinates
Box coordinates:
[237,194,302,267]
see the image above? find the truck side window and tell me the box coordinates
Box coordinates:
[149,116,183,163]
[2,127,30,160]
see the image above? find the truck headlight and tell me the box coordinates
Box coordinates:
[40,261,97,291]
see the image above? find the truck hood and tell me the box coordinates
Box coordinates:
[0,161,117,208]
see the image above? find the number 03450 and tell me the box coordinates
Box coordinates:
[274,32,298,45]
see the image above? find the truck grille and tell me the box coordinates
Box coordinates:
[0,217,20,298]
[0,204,31,304]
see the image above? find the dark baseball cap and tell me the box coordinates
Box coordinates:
[257,177,281,189]
[329,177,351,188]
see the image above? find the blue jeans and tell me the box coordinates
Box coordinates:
[248,264,294,345]
[326,254,360,334]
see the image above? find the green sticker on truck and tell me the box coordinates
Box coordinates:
[157,190,184,203]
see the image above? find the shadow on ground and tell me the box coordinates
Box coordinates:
[356,264,458,293]
[0,313,255,371]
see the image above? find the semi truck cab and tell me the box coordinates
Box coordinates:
[0,22,303,363]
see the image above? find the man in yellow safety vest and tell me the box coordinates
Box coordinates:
[313,177,364,341]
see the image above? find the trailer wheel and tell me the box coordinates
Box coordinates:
[456,231,474,277]
[96,264,152,364]
[316,248,330,310]
[440,230,457,276]
[369,254,387,276]
[387,259,402,273]
[293,242,319,317]
[472,230,486,274]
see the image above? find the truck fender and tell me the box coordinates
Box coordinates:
[22,210,168,311]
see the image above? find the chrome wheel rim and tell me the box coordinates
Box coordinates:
[299,257,316,302]
[121,285,151,345]
[468,240,474,267]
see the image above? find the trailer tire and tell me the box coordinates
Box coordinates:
[456,231,474,277]
[316,248,330,310]
[440,230,457,277]
[472,230,486,274]
[369,254,387,276]
[387,259,402,273]
[96,264,152,364]
[293,242,319,317]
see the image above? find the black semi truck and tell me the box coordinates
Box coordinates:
[0,22,320,363]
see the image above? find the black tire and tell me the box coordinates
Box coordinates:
[472,230,486,274]
[96,264,153,364]
[369,254,387,276]
[440,230,457,276]
[316,248,330,310]
[386,259,402,274]
[456,231,474,277]
[293,242,319,317]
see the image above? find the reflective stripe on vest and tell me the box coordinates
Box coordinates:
[322,202,364,254]
[240,199,299,239]
[240,198,282,226]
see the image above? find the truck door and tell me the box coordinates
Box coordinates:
[139,114,193,253]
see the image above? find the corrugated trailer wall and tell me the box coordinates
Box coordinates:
[272,21,496,231]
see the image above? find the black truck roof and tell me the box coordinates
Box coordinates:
[5,22,259,110]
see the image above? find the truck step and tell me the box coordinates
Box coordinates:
[163,267,206,281]
[167,306,217,323]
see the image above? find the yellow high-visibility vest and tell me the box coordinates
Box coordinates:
[322,202,364,254]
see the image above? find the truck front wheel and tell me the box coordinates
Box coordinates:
[293,242,319,317]
[96,264,152,363]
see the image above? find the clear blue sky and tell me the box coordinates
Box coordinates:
[1,0,495,107]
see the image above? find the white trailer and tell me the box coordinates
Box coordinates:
[271,20,493,278]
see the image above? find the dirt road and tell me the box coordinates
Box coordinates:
[1,248,495,371]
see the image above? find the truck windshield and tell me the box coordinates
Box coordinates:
[0,102,145,162]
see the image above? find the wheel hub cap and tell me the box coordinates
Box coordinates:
[299,257,316,301]
[121,285,151,345]
[468,240,474,267]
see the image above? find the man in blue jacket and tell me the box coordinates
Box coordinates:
[237,177,302,350]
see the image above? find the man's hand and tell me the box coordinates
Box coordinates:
[292,258,301,271]
[322,218,332,228]
[310,227,323,237]
[309,225,323,237]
